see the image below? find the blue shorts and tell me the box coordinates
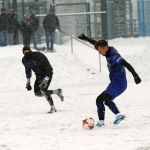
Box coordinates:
[105,79,127,99]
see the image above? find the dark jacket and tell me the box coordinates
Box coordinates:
[7,14,15,33]
[11,14,20,32]
[20,19,33,33]
[30,14,39,31]
[22,52,53,79]
[43,14,60,31]
[0,14,10,32]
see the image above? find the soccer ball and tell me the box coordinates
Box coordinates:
[82,117,95,130]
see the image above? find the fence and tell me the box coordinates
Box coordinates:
[59,30,102,72]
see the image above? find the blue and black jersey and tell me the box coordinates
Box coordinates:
[105,47,127,98]
[22,52,53,79]
[105,47,126,81]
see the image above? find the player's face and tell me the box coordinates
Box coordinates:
[23,50,30,55]
[97,46,108,56]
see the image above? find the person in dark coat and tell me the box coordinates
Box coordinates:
[30,11,39,49]
[22,46,64,113]
[78,34,142,127]
[0,8,9,46]
[12,12,20,45]
[7,9,16,45]
[43,10,60,51]
[20,15,33,46]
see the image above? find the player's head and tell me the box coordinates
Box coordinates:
[95,40,108,56]
[23,46,31,56]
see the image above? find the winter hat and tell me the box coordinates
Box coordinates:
[22,46,31,54]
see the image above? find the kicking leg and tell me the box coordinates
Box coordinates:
[34,78,56,113]
[47,89,64,102]
[44,93,57,113]
[104,97,125,124]
[105,99,120,115]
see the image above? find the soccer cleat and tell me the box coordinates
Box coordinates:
[114,115,126,124]
[57,89,64,102]
[96,121,104,128]
[48,106,57,113]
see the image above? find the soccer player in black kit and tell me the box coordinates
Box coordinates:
[22,46,64,113]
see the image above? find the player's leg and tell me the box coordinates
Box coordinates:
[104,99,120,115]
[96,92,108,127]
[45,75,64,102]
[40,78,57,113]
[34,79,43,97]
[41,76,64,112]
[105,82,126,124]
[34,78,56,113]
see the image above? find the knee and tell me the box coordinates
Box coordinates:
[96,93,105,106]
[96,92,112,105]
[35,92,43,97]
[104,99,111,106]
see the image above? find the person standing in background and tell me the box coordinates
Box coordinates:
[43,10,60,52]
[30,10,39,50]
[12,12,20,45]
[0,8,9,47]
[20,15,33,47]
[7,9,15,45]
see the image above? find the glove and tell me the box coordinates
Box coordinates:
[39,77,50,90]
[26,78,32,91]
[134,74,141,84]
[78,33,87,40]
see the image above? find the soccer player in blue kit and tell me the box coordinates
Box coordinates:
[78,34,141,127]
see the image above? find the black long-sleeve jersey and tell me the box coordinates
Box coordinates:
[22,52,53,79]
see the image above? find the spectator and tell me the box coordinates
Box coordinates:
[43,10,60,52]
[12,12,20,45]
[0,8,9,47]
[8,9,15,45]
[20,15,33,46]
[30,10,39,49]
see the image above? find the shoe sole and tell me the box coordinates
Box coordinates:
[114,116,126,124]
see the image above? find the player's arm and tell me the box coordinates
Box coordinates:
[122,59,141,84]
[78,33,97,46]
[22,59,32,91]
[23,64,32,79]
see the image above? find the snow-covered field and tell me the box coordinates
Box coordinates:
[0,37,150,150]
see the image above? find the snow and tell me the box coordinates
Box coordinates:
[0,37,150,150]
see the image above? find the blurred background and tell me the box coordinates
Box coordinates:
[0,0,149,44]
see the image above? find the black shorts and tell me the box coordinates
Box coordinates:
[34,75,52,96]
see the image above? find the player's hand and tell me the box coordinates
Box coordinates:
[26,79,32,91]
[78,33,87,40]
[39,77,49,90]
[134,74,141,84]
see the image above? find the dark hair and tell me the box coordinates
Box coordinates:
[95,40,108,49]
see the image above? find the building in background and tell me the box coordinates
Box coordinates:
[0,0,137,41]
[107,0,134,39]
[0,0,4,8]
[137,0,150,36]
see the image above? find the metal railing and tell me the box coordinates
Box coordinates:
[60,30,101,72]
